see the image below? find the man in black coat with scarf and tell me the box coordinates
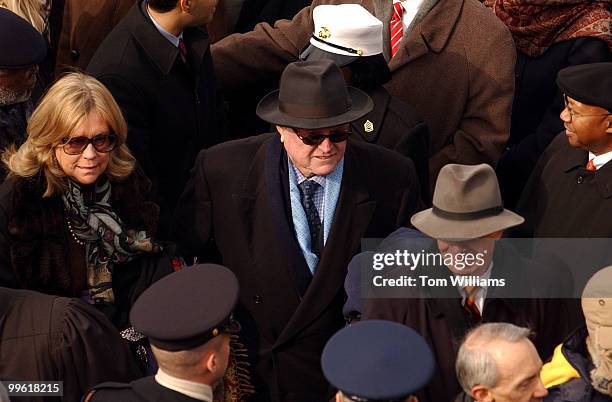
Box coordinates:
[88,0,226,237]
[173,60,422,402]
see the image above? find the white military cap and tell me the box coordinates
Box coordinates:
[300,4,383,67]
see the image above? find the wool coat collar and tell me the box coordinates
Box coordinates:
[128,0,211,76]
[561,143,612,199]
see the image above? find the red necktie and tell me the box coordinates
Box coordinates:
[463,286,482,324]
[178,37,188,61]
[586,159,596,172]
[390,2,403,58]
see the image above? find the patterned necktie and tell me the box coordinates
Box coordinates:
[178,37,188,62]
[298,180,323,258]
[586,159,596,172]
[463,286,482,324]
[390,2,404,58]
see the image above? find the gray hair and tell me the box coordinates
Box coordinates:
[456,323,532,395]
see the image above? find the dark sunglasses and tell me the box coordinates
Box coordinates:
[59,134,118,155]
[293,128,352,146]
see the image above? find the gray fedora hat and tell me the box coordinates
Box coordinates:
[256,59,373,129]
[411,164,524,240]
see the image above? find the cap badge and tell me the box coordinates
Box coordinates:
[212,328,220,337]
[318,27,331,39]
[364,120,374,133]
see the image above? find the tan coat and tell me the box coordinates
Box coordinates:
[212,0,516,189]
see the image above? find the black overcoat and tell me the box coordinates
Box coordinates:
[88,376,203,402]
[515,133,612,238]
[351,86,430,203]
[173,133,422,402]
[0,288,141,402]
[87,1,226,237]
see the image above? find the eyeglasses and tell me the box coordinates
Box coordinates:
[293,128,352,146]
[59,134,118,155]
[563,94,612,122]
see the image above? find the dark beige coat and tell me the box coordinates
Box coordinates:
[53,0,135,72]
[212,0,516,189]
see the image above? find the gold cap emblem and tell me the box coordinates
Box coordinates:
[212,328,219,337]
[318,27,331,39]
[364,120,374,133]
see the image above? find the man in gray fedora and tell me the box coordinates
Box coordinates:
[174,59,422,402]
[364,163,573,402]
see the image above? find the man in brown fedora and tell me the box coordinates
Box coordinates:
[364,163,573,402]
[173,59,422,402]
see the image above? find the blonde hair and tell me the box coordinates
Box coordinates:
[2,72,135,197]
[0,0,48,35]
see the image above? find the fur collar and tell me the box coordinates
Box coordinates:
[7,169,159,296]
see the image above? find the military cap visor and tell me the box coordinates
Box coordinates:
[130,264,240,351]
[0,8,47,69]
[557,62,612,113]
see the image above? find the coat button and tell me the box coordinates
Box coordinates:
[253,295,263,304]
[577,176,584,184]
[70,49,80,61]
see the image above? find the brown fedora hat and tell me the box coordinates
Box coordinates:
[256,59,373,129]
[411,164,524,240]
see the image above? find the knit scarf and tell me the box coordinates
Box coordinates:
[62,176,162,303]
[482,0,612,57]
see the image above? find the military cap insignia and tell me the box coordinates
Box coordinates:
[318,27,331,39]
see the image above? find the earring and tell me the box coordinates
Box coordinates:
[280,135,284,143]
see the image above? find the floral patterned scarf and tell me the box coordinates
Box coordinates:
[482,0,612,57]
[62,176,162,303]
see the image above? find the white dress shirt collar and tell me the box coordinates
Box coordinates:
[456,262,493,314]
[588,150,612,171]
[155,368,213,401]
[393,0,426,31]
[145,1,183,47]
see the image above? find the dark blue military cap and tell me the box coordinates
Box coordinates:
[0,8,47,69]
[130,264,240,351]
[557,62,612,112]
[322,320,435,401]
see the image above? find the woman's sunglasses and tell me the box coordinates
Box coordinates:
[59,134,118,155]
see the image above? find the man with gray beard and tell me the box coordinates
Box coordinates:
[0,8,47,161]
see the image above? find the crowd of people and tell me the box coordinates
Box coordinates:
[0,0,611,401]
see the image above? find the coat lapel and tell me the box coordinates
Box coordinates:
[275,144,377,346]
[234,135,313,298]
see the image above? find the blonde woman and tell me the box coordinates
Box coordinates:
[0,72,171,330]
